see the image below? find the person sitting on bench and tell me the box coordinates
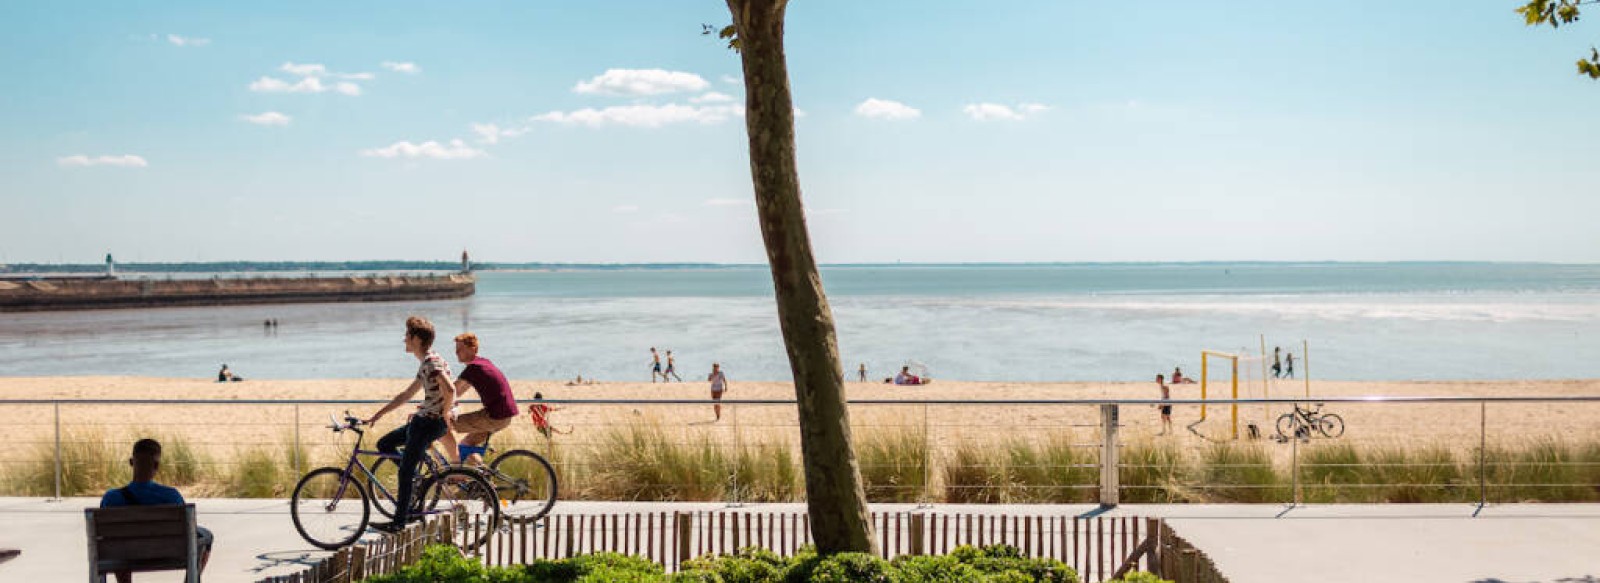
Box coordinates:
[100,439,212,583]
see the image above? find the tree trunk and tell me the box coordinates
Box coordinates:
[726,0,877,556]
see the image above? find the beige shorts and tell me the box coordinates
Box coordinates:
[454,409,513,436]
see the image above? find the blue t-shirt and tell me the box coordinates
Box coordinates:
[100,480,185,507]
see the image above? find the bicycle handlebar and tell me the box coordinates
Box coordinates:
[327,410,370,433]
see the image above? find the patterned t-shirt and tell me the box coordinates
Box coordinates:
[416,351,452,417]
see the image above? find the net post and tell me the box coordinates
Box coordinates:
[1199,353,1208,421]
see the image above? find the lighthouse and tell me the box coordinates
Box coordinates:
[461,250,471,274]
[105,253,116,279]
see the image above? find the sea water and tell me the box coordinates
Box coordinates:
[1,263,1597,382]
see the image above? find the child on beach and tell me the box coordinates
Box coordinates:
[665,350,683,382]
[1285,353,1295,379]
[1156,374,1172,436]
[528,392,562,438]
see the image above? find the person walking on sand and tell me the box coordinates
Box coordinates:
[665,350,683,382]
[858,363,867,382]
[1156,374,1172,436]
[707,362,728,421]
[364,316,456,533]
[528,392,563,438]
[650,347,664,383]
[1272,346,1283,378]
[1285,352,1295,379]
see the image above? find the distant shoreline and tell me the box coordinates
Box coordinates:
[4,259,1595,276]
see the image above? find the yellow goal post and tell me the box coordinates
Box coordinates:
[1199,350,1241,440]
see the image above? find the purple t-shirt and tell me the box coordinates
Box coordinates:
[458,357,518,419]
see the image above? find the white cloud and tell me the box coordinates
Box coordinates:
[690,91,735,104]
[532,103,742,128]
[720,75,740,85]
[382,61,420,74]
[166,34,210,47]
[962,103,1024,122]
[360,139,486,160]
[854,98,920,120]
[280,62,328,77]
[573,68,709,96]
[240,111,292,126]
[250,76,361,96]
[470,123,528,145]
[249,76,324,93]
[57,155,148,168]
[612,205,640,213]
[963,102,1051,121]
[341,72,375,81]
[703,198,753,207]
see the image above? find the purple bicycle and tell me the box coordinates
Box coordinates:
[289,412,501,550]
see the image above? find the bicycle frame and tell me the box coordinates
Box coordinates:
[326,422,408,510]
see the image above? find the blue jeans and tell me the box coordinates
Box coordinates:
[376,415,448,524]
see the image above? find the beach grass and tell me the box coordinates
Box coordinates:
[4,422,1600,504]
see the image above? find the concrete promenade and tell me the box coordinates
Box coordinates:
[2,497,1595,582]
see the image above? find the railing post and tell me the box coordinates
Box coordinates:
[728,404,742,508]
[293,404,302,476]
[52,401,62,501]
[920,403,932,508]
[1099,404,1119,506]
[1478,401,1487,511]
[1290,416,1300,507]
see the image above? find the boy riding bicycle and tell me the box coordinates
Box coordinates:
[364,316,456,533]
[449,333,520,466]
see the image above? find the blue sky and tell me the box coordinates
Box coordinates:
[2,1,1598,264]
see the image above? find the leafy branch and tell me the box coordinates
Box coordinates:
[1517,0,1600,78]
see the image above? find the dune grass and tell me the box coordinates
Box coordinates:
[2,423,1598,504]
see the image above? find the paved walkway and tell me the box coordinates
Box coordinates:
[2,498,1595,582]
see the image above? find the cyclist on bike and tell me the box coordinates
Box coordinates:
[449,332,520,466]
[364,316,456,533]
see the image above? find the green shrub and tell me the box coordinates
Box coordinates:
[1109,573,1172,583]
[365,545,487,582]
[790,552,899,583]
[889,555,984,583]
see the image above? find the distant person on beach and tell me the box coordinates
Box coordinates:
[1172,366,1195,384]
[859,363,867,382]
[892,366,929,385]
[1272,346,1283,378]
[449,333,519,466]
[650,347,664,383]
[1156,374,1172,435]
[216,364,242,382]
[1285,352,1295,379]
[528,392,563,438]
[707,362,728,421]
[364,316,455,533]
[100,438,212,582]
[665,350,683,382]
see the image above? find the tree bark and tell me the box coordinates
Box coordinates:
[726,0,877,556]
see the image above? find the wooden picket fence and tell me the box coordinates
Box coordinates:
[262,511,1224,583]
[256,513,455,583]
[463,511,1167,582]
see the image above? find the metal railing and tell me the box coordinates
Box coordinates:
[1,395,1597,507]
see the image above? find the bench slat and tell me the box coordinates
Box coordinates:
[95,522,190,539]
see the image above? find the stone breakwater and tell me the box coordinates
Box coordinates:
[0,273,474,312]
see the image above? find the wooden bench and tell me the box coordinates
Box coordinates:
[84,504,200,583]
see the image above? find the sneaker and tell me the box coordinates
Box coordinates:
[369,520,405,534]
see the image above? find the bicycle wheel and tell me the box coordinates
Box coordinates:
[1318,414,1345,438]
[423,467,501,551]
[1275,413,1299,439]
[290,467,370,550]
[370,453,443,519]
[488,449,559,519]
